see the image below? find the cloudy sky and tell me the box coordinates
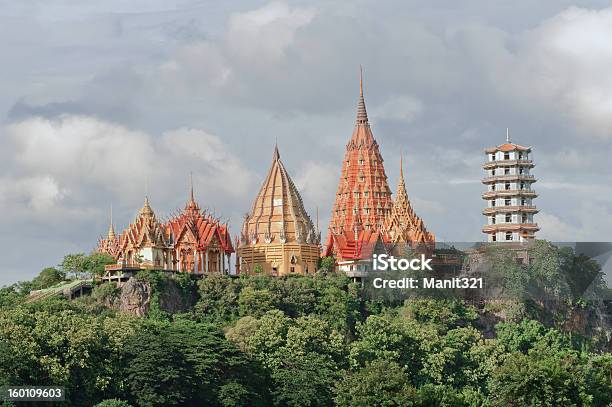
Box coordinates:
[1,0,612,285]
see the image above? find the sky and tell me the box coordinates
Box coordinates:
[1,0,612,286]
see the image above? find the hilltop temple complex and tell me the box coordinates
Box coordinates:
[97,183,234,281]
[324,70,435,274]
[235,145,321,276]
[94,70,545,280]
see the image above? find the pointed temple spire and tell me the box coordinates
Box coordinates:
[506,127,510,143]
[325,68,394,259]
[383,157,435,244]
[399,151,404,182]
[356,65,369,125]
[140,196,154,218]
[273,142,280,161]
[107,204,116,240]
[190,172,195,203]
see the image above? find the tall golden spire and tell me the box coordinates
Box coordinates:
[107,204,116,240]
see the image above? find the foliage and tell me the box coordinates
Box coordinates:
[135,270,170,321]
[319,256,336,273]
[1,254,611,406]
[60,253,88,278]
[83,253,116,278]
[32,267,66,290]
[95,399,133,407]
[489,351,587,406]
[334,360,418,407]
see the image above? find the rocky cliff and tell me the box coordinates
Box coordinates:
[100,276,195,317]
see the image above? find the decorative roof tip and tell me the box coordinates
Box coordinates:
[189,171,195,203]
[140,196,154,216]
[399,151,404,181]
[356,65,369,125]
[359,64,363,97]
[506,127,510,143]
[273,143,280,161]
[108,204,116,239]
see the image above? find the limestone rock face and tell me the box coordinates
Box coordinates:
[118,278,152,317]
[116,277,194,316]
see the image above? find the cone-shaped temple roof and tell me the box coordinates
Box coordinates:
[383,155,435,244]
[240,145,318,246]
[327,67,392,238]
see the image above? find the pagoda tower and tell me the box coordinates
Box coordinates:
[482,130,539,242]
[383,155,435,246]
[324,68,393,270]
[236,145,320,276]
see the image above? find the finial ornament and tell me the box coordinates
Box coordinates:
[359,65,363,97]
[506,127,510,143]
[108,203,116,240]
[356,65,369,125]
[190,171,195,202]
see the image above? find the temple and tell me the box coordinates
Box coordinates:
[482,130,539,242]
[324,68,434,274]
[382,155,435,245]
[97,180,234,282]
[236,145,320,276]
[166,180,234,273]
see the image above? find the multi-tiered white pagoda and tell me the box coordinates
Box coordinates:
[482,130,539,242]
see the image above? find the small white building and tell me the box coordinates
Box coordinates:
[482,131,539,242]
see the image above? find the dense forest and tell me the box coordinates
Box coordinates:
[1,242,611,407]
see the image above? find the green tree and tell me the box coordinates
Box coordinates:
[60,253,87,279]
[495,319,569,355]
[122,325,193,406]
[583,354,612,407]
[489,351,586,407]
[238,286,280,317]
[84,252,116,278]
[349,315,432,378]
[334,360,418,407]
[31,267,66,290]
[319,256,336,273]
[226,310,344,407]
[94,400,133,407]
[195,273,240,324]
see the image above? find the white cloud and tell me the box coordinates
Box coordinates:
[500,6,612,137]
[294,160,339,227]
[160,127,254,197]
[372,95,423,122]
[226,1,315,65]
[2,115,254,217]
[538,203,612,241]
[7,115,156,196]
[0,175,64,212]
